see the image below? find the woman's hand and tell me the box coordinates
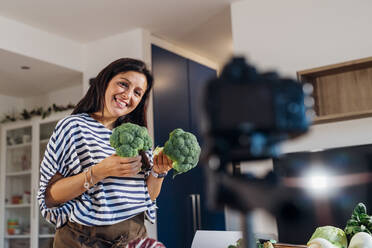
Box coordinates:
[147,151,173,200]
[94,154,142,179]
[153,150,173,174]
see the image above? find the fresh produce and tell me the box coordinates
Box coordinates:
[308,238,338,248]
[110,123,152,157]
[345,203,372,240]
[228,238,242,248]
[259,240,276,248]
[154,128,201,178]
[348,232,372,248]
[307,226,348,248]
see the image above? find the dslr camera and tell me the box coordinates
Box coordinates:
[203,57,312,169]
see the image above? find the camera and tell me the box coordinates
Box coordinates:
[203,57,312,166]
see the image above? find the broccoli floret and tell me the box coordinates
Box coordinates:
[110,123,152,157]
[156,128,201,178]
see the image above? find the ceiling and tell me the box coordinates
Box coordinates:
[0,49,82,97]
[0,0,236,98]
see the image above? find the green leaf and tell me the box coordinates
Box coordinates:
[353,203,367,218]
[360,214,372,225]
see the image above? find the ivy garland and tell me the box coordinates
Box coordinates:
[1,103,75,123]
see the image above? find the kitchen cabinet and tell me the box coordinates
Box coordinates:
[297,56,372,124]
[0,111,70,248]
[152,45,225,248]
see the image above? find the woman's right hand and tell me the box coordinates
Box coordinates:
[94,154,142,179]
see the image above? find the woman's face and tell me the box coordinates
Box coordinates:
[103,71,148,119]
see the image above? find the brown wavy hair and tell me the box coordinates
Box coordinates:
[72,58,153,128]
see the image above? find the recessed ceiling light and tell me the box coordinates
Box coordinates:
[21,66,30,70]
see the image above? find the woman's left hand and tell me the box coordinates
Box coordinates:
[153,150,173,174]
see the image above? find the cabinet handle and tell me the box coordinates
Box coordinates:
[196,194,201,230]
[190,194,197,234]
[190,194,202,233]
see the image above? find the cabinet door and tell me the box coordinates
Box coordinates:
[188,60,226,232]
[1,125,32,248]
[152,45,225,248]
[152,45,191,248]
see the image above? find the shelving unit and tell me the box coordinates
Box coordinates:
[0,111,70,248]
[297,56,372,124]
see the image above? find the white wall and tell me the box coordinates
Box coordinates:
[0,16,83,72]
[230,0,372,239]
[151,35,219,72]
[82,28,147,93]
[0,94,24,119]
[231,0,372,78]
[23,80,83,110]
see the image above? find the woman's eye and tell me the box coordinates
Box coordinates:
[135,91,141,96]
[119,82,128,88]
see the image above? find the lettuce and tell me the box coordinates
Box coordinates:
[308,226,348,248]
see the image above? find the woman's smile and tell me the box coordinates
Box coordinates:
[113,95,129,109]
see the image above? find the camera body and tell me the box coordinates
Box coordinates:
[203,57,311,165]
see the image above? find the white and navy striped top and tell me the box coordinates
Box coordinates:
[37,113,156,228]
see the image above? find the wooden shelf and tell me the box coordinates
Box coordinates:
[5,234,30,239]
[39,234,54,238]
[297,56,372,124]
[7,142,31,150]
[5,203,31,208]
[6,170,32,177]
[40,139,49,144]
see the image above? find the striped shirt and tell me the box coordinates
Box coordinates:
[37,113,156,228]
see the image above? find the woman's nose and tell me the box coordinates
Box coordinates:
[121,90,132,100]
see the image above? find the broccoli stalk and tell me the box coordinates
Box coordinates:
[110,123,152,157]
[154,128,201,178]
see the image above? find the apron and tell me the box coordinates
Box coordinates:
[53,213,147,248]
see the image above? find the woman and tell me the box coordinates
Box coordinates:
[38,58,172,248]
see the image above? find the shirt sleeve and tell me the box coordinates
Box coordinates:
[37,118,81,228]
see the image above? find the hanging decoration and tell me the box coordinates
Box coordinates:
[1,103,75,123]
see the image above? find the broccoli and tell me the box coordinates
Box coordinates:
[110,123,152,157]
[155,128,201,178]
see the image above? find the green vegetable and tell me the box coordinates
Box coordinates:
[348,232,372,248]
[228,238,243,248]
[308,226,348,248]
[110,123,152,157]
[345,203,372,241]
[155,128,201,178]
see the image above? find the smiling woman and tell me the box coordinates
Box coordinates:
[102,71,148,128]
[37,58,173,247]
[74,58,154,129]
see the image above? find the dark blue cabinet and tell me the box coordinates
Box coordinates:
[152,45,225,248]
